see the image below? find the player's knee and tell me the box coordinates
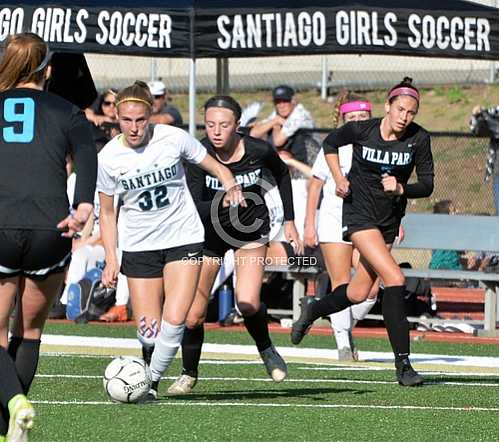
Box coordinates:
[237,301,258,317]
[185,314,205,329]
[348,291,369,304]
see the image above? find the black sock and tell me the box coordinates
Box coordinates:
[0,347,24,408]
[8,337,41,394]
[243,304,272,353]
[309,284,353,320]
[0,406,7,437]
[382,285,410,360]
[181,325,204,378]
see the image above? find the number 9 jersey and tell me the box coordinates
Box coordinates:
[97,124,206,252]
[0,88,96,230]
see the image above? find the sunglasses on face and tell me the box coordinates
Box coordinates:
[102,101,115,106]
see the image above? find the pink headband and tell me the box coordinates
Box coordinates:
[339,101,372,115]
[388,87,420,102]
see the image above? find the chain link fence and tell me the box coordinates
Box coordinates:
[86,53,496,94]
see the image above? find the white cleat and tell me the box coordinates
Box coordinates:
[260,345,288,383]
[6,400,35,442]
[167,374,198,395]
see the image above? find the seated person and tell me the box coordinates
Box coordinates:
[147,80,183,127]
[250,85,318,172]
[429,200,463,270]
[84,88,120,151]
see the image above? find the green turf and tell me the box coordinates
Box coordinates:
[30,352,499,442]
[29,322,499,441]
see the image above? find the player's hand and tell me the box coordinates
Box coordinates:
[222,184,247,208]
[57,203,93,238]
[381,173,403,195]
[102,258,119,288]
[303,223,318,248]
[394,224,405,245]
[284,221,304,255]
[335,176,350,198]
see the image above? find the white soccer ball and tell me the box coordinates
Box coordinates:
[103,356,152,403]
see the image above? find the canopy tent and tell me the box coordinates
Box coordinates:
[3,0,499,130]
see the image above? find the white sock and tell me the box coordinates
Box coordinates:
[330,308,353,349]
[351,297,377,322]
[60,245,94,304]
[115,272,130,306]
[210,250,235,295]
[150,320,185,382]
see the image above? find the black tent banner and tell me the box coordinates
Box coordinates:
[1,0,499,60]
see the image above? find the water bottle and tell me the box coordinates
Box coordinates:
[218,283,233,323]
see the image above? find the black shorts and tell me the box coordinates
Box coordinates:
[343,222,400,244]
[0,229,72,280]
[121,242,204,278]
[203,223,269,258]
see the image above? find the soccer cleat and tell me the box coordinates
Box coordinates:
[395,358,424,387]
[167,374,198,395]
[260,345,287,382]
[290,298,315,345]
[6,395,35,442]
[142,345,155,366]
[140,380,159,403]
[337,347,354,361]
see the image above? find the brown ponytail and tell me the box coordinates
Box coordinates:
[0,33,49,92]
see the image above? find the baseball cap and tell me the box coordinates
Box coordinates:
[147,80,166,96]
[272,85,294,101]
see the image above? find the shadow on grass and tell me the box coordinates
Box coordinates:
[157,386,373,402]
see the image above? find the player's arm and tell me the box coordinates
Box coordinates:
[149,113,175,125]
[197,155,246,207]
[99,192,119,288]
[303,177,324,248]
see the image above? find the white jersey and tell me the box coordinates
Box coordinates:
[97,124,206,252]
[312,146,353,244]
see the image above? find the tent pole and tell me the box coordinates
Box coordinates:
[320,56,328,100]
[189,58,196,136]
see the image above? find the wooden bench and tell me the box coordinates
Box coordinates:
[265,213,499,336]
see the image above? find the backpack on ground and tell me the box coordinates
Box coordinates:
[66,268,116,323]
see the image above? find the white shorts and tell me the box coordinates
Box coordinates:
[317,203,351,245]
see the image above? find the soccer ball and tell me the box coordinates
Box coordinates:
[103,356,152,403]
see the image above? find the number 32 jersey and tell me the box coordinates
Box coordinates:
[97,124,206,252]
[0,88,96,230]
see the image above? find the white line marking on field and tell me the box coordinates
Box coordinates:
[30,400,499,412]
[34,374,499,388]
[298,367,499,377]
[41,334,499,369]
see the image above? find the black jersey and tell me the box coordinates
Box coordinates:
[0,88,96,230]
[323,118,434,229]
[187,134,294,235]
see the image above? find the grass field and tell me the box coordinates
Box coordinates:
[23,323,499,441]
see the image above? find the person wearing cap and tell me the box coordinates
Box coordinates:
[250,84,315,164]
[147,80,183,127]
[291,77,434,388]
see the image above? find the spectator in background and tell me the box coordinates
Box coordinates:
[250,84,316,168]
[84,88,120,151]
[429,200,463,270]
[147,80,183,127]
[470,104,499,214]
